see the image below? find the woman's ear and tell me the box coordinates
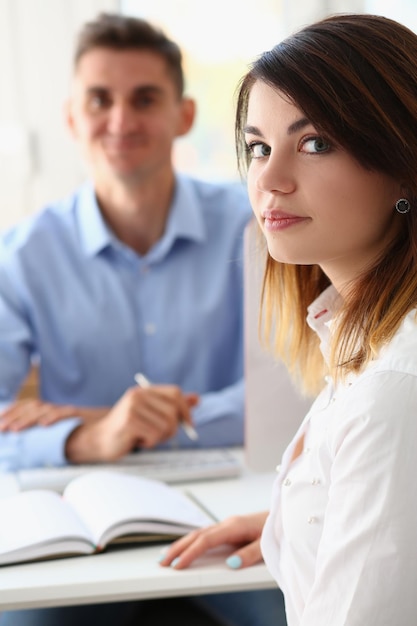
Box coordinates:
[176,97,196,137]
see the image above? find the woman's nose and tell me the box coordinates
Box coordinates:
[254,153,296,195]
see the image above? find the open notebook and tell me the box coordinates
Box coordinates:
[14,447,243,493]
[0,470,215,566]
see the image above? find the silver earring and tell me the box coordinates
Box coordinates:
[395,198,411,214]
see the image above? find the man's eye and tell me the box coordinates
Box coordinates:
[247,142,271,158]
[88,94,110,110]
[133,95,156,109]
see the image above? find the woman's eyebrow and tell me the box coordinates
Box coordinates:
[243,125,263,136]
[243,117,311,137]
[287,117,310,135]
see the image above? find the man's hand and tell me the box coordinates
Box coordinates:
[0,400,107,432]
[65,385,199,463]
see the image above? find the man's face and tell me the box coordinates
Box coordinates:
[67,47,194,186]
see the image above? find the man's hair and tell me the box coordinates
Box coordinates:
[235,14,417,393]
[74,13,184,95]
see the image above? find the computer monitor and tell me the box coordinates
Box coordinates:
[243,219,312,472]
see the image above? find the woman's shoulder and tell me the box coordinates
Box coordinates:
[334,309,417,402]
[375,309,417,375]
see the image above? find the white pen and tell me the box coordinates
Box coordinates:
[134,372,199,441]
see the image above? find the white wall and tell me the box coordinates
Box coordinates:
[283,0,365,31]
[0,0,118,230]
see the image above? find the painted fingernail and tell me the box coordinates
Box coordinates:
[226,555,242,569]
[170,557,181,568]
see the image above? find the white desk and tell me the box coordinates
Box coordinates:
[0,472,277,611]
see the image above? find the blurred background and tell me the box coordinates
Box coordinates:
[0,0,416,229]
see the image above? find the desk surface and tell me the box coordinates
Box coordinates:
[0,470,277,611]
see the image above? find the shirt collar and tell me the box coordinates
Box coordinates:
[76,176,205,260]
[146,174,205,263]
[307,285,342,362]
[77,182,112,257]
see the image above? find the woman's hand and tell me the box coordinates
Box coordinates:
[0,400,108,432]
[159,511,269,570]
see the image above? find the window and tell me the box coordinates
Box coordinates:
[366,0,417,31]
[121,0,285,181]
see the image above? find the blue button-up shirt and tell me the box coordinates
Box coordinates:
[0,175,252,471]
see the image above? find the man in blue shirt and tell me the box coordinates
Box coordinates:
[0,176,249,469]
[0,19,250,471]
[0,12,286,626]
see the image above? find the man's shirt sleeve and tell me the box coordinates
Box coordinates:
[0,418,81,472]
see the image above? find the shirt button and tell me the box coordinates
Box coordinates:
[140,265,150,275]
[144,323,156,335]
[311,478,321,485]
[307,516,317,524]
[283,478,291,487]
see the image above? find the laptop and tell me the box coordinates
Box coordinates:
[14,448,243,493]
[243,219,312,472]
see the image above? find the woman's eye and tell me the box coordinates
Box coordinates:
[247,142,271,158]
[300,136,330,154]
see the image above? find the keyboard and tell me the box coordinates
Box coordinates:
[15,448,243,492]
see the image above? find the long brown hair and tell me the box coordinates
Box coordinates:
[236,14,417,393]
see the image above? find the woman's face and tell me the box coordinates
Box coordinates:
[245,80,403,292]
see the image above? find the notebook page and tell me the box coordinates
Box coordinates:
[63,470,214,546]
[0,490,94,564]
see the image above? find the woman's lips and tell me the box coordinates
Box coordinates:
[262,210,309,231]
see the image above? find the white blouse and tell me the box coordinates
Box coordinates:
[261,286,417,625]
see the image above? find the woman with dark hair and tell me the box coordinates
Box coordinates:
[161,14,417,624]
